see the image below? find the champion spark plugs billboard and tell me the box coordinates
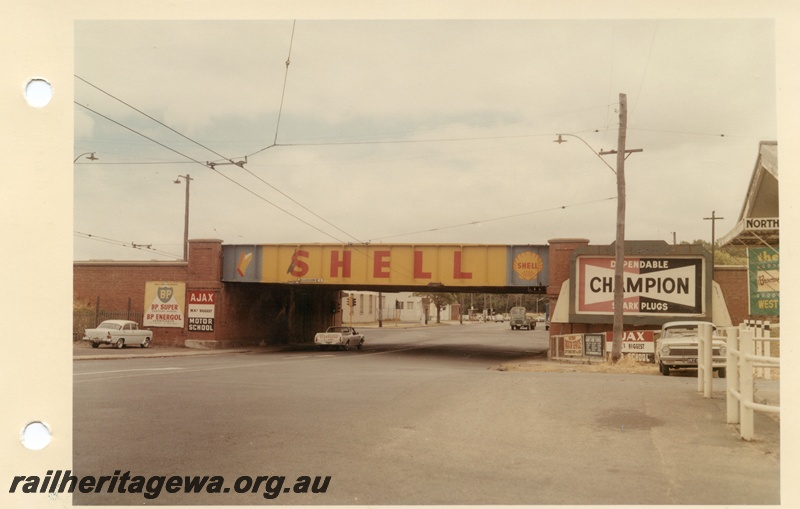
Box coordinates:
[570,242,711,324]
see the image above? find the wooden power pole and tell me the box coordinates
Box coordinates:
[612,94,627,363]
[599,93,642,362]
[704,211,724,280]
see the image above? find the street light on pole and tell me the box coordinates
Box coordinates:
[554,93,641,362]
[73,152,98,163]
[174,174,193,261]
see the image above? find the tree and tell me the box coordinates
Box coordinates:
[683,239,747,266]
[414,292,457,324]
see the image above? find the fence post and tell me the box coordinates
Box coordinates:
[764,321,772,380]
[697,325,703,393]
[699,323,713,397]
[726,327,739,424]
[95,296,100,326]
[739,328,755,441]
[754,320,763,379]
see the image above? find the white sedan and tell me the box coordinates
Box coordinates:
[83,320,153,349]
[314,326,365,351]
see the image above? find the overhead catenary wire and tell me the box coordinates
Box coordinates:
[243,100,627,157]
[75,93,743,250]
[75,74,237,167]
[75,102,211,167]
[274,20,296,146]
[76,52,364,245]
[246,19,296,159]
[75,61,744,260]
[248,131,582,154]
[74,101,350,244]
[245,126,744,153]
[629,20,659,121]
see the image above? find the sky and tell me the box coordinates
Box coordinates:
[73,18,778,261]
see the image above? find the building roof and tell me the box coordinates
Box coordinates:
[718,141,779,248]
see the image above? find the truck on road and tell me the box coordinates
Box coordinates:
[509,306,535,330]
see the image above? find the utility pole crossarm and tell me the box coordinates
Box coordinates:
[599,148,643,161]
[704,211,725,279]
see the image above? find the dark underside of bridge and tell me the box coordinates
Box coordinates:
[263,283,548,295]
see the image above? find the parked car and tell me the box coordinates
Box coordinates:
[314,326,364,351]
[494,314,504,323]
[83,320,153,349]
[655,321,727,377]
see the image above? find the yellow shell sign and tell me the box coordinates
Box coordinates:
[223,244,549,287]
[513,251,544,281]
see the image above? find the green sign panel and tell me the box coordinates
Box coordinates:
[748,247,779,316]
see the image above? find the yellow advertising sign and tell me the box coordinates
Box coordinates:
[236,244,508,286]
[223,244,550,288]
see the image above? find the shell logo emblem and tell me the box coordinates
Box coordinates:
[513,251,544,281]
[237,251,253,277]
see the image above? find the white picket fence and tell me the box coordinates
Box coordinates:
[724,322,780,441]
[695,323,717,398]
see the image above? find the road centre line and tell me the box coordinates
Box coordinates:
[73,343,441,383]
[74,367,185,376]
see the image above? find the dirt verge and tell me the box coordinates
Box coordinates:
[495,355,659,375]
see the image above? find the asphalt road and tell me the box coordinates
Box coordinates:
[73,322,780,505]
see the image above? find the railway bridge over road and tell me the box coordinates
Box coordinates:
[212,242,551,347]
[222,243,550,294]
[74,238,742,348]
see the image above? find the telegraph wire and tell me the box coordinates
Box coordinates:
[74,231,183,260]
[628,127,734,138]
[368,196,617,242]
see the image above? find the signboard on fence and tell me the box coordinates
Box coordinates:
[748,247,779,316]
[563,334,583,356]
[584,334,604,357]
[605,330,655,362]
